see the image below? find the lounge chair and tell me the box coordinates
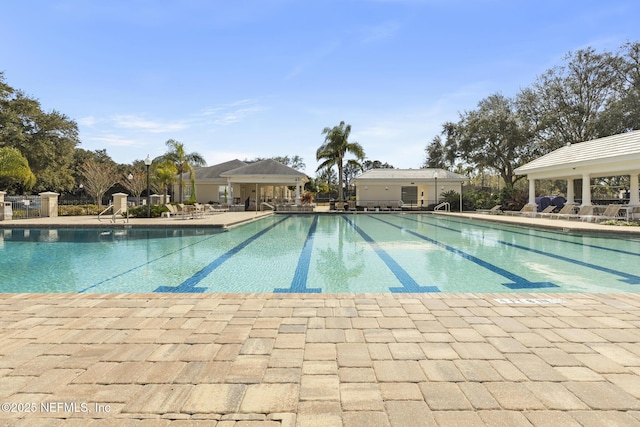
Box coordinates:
[477,205,502,214]
[390,201,402,211]
[535,205,557,217]
[347,201,357,211]
[366,201,375,212]
[548,203,576,219]
[380,202,391,212]
[580,204,622,222]
[163,204,180,218]
[555,205,593,220]
[504,205,536,217]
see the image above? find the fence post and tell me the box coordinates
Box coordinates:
[0,191,6,221]
[39,192,60,218]
[112,193,129,214]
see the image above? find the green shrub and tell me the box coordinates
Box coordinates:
[58,204,100,216]
[126,205,168,218]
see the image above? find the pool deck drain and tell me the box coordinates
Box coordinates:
[1,292,639,426]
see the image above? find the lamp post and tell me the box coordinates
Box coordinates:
[433,169,446,205]
[144,155,152,218]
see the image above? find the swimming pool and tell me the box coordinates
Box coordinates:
[1,214,639,293]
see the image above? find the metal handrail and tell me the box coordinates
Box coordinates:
[98,203,129,223]
[97,203,113,222]
[434,202,450,212]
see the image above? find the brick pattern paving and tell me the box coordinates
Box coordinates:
[0,293,639,426]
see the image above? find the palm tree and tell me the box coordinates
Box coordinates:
[0,147,36,192]
[159,139,206,202]
[152,159,178,203]
[316,121,365,202]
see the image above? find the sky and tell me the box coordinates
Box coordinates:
[2,0,640,176]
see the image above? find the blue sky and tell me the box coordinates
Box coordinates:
[3,0,640,176]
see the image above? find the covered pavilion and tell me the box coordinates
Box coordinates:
[515,130,640,208]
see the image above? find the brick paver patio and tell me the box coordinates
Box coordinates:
[1,292,639,426]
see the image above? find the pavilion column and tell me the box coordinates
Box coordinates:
[528,178,536,206]
[581,173,592,206]
[566,178,575,204]
[630,173,640,206]
[227,178,233,206]
[295,179,301,205]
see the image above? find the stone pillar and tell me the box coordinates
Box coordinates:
[112,193,128,214]
[581,173,592,206]
[39,192,60,218]
[566,178,575,204]
[0,191,7,221]
[528,178,536,206]
[630,173,640,206]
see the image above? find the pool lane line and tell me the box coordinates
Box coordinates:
[155,215,290,292]
[78,233,220,293]
[274,215,322,293]
[401,215,640,285]
[369,215,558,290]
[439,215,640,257]
[343,215,439,293]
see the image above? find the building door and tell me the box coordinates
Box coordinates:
[401,186,417,207]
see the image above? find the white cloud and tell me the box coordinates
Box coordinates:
[359,21,401,44]
[77,116,99,127]
[284,40,341,80]
[88,134,140,147]
[113,115,188,133]
[198,99,265,126]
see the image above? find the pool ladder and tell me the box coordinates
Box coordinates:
[434,202,450,212]
[98,203,129,223]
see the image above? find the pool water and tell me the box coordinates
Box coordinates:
[1,214,639,293]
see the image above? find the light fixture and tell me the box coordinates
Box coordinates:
[144,155,152,218]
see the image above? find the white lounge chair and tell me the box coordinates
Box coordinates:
[535,205,557,217]
[548,204,576,219]
[477,205,502,214]
[580,204,622,222]
[556,205,593,220]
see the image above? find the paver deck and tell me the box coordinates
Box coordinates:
[2,212,640,425]
[1,293,639,426]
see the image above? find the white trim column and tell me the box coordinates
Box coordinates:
[528,178,536,206]
[566,178,575,204]
[295,179,301,205]
[581,173,592,206]
[630,173,640,206]
[226,178,233,206]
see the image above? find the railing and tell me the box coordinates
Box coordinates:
[5,196,41,220]
[434,201,450,212]
[98,203,129,223]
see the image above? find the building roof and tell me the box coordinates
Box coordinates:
[221,159,307,177]
[189,159,248,180]
[353,168,468,181]
[515,130,640,176]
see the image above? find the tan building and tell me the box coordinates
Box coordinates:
[175,159,307,208]
[352,168,468,209]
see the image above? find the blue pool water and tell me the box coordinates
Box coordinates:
[1,214,639,293]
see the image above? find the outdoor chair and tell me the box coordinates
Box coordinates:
[163,204,180,218]
[556,205,593,220]
[580,204,622,222]
[548,203,576,219]
[535,205,556,217]
[476,205,502,214]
